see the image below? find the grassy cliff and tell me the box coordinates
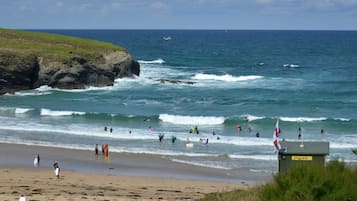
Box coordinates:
[0,29,139,94]
[0,28,125,66]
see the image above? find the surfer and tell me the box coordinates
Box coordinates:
[186,137,190,144]
[205,138,209,144]
[236,125,242,133]
[144,118,150,122]
[195,126,199,134]
[212,130,216,136]
[104,126,107,132]
[321,128,324,134]
[256,132,260,138]
[110,127,113,133]
[186,137,194,148]
[298,126,303,139]
[159,133,164,142]
[171,136,177,143]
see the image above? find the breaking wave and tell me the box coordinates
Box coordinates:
[159,114,225,125]
[192,73,263,82]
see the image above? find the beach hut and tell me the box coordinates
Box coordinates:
[278,141,329,173]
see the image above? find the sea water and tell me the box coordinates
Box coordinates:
[0,30,356,172]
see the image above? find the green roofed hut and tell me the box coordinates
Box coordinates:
[278,141,329,173]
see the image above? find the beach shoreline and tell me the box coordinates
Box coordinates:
[0,142,272,200]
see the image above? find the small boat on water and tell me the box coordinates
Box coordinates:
[163,36,172,41]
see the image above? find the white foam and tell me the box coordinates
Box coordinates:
[283,64,300,68]
[192,73,263,82]
[159,114,225,125]
[40,108,85,116]
[170,159,231,170]
[15,108,33,114]
[280,117,327,122]
[11,91,52,96]
[138,58,165,64]
[36,85,53,92]
[230,154,276,161]
[333,118,350,122]
[240,114,265,122]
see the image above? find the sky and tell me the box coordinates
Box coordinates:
[1,0,357,30]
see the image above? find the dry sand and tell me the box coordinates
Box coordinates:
[0,167,242,201]
[0,143,271,200]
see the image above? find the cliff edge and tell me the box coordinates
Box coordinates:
[0,29,140,95]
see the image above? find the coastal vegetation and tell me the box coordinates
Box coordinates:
[0,28,124,65]
[0,28,139,94]
[198,160,356,201]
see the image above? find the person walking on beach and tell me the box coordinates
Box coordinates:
[33,154,40,167]
[102,144,105,155]
[19,195,26,201]
[53,161,60,179]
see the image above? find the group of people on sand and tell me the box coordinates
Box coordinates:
[94,144,110,161]
[33,153,61,179]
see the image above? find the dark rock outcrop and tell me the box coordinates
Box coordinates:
[0,51,140,95]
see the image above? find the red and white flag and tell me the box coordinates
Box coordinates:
[273,119,281,152]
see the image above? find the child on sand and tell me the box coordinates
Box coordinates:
[53,161,60,179]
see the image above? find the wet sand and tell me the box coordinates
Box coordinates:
[0,143,272,200]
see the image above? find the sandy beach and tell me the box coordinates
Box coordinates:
[0,143,271,200]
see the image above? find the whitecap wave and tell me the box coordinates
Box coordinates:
[138,58,165,64]
[159,114,225,125]
[192,73,263,82]
[283,64,300,68]
[0,107,33,114]
[15,108,33,114]
[240,114,265,122]
[280,117,327,122]
[333,118,350,122]
[40,108,85,116]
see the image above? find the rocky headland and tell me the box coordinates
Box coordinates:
[0,29,140,95]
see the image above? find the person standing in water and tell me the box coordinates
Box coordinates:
[95,144,99,155]
[298,126,303,139]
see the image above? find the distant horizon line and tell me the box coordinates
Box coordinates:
[2,27,357,32]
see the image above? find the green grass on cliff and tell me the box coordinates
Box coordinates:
[0,28,125,66]
[198,160,356,201]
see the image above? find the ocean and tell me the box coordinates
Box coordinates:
[0,30,356,172]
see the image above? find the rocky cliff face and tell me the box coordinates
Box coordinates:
[0,50,140,95]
